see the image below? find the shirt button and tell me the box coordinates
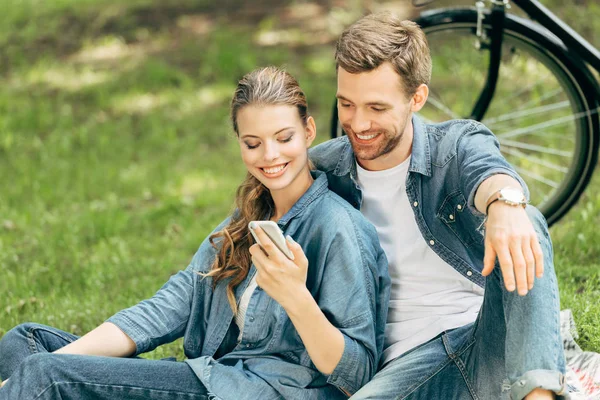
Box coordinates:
[449,214,454,220]
[249,316,255,322]
[457,204,463,210]
[429,240,435,246]
[467,271,473,276]
[413,201,418,207]
[246,343,252,348]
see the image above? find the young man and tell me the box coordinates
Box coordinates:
[310,12,568,400]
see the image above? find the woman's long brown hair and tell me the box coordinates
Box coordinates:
[202,67,309,314]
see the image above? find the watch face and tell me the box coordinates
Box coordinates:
[500,188,525,203]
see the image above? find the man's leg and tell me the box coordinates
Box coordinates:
[0,322,80,381]
[464,206,567,399]
[350,324,476,400]
[0,352,209,400]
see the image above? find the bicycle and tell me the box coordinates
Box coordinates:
[330,0,600,227]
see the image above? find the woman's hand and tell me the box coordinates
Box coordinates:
[249,226,346,375]
[249,227,309,310]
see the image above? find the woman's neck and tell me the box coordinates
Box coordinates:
[270,169,314,221]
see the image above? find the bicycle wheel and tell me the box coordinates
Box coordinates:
[330,9,599,226]
[416,8,599,226]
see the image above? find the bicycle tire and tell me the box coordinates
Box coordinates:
[330,8,599,226]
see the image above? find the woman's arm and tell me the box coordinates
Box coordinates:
[53,322,136,357]
[247,228,345,375]
[282,287,345,375]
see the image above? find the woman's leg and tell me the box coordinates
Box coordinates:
[0,323,79,380]
[0,352,209,400]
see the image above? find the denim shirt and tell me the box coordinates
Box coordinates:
[309,116,529,288]
[107,171,391,400]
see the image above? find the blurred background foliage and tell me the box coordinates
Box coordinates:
[1,0,599,360]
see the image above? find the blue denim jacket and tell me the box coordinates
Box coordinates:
[309,116,529,288]
[107,171,391,400]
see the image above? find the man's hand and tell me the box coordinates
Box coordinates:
[482,202,544,295]
[0,379,8,388]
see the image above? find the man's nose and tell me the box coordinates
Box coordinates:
[350,109,371,133]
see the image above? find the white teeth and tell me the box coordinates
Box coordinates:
[357,133,378,140]
[263,164,286,174]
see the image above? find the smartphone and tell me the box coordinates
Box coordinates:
[248,221,295,260]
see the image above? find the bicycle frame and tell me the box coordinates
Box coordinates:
[513,0,600,72]
[469,0,600,121]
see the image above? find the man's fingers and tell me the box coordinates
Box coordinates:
[495,242,516,292]
[482,239,497,277]
[1,379,8,388]
[522,241,536,290]
[509,238,528,296]
[532,235,545,278]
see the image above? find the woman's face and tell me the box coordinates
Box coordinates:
[236,104,316,195]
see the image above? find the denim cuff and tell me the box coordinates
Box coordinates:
[466,167,529,217]
[503,369,569,400]
[327,333,359,395]
[106,313,147,355]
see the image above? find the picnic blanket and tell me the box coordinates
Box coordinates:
[562,309,600,399]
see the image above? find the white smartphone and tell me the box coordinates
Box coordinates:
[248,221,295,260]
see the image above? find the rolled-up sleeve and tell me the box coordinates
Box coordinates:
[456,121,529,215]
[106,269,195,355]
[318,209,390,395]
[107,217,230,355]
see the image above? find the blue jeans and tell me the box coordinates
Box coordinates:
[351,238,568,400]
[0,323,209,399]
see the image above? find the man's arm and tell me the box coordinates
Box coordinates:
[474,174,544,296]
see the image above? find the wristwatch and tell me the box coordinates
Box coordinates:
[485,187,527,215]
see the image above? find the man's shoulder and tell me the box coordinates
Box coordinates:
[422,118,496,162]
[424,118,489,143]
[309,136,351,173]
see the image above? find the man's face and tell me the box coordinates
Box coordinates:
[336,62,415,170]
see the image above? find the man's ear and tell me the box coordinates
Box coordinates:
[410,84,429,113]
[305,116,317,147]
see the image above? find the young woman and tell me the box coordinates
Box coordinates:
[0,67,390,400]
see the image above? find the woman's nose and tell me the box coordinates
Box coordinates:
[263,142,280,162]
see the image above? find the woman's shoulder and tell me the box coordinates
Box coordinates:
[187,216,232,273]
[310,189,379,241]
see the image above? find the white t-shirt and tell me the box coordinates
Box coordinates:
[356,158,484,366]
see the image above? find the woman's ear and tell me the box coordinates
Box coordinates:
[305,116,317,147]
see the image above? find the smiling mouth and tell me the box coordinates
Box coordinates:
[260,162,289,177]
[356,133,379,140]
[353,131,382,143]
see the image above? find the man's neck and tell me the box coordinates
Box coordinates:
[358,121,414,172]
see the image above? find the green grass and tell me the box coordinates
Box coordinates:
[0,0,599,363]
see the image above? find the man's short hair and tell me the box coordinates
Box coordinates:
[335,11,432,98]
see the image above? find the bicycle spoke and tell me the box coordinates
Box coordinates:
[500,139,573,157]
[501,146,569,173]
[496,112,587,141]
[484,101,570,127]
[487,74,552,106]
[513,165,560,189]
[519,87,564,110]
[427,94,462,120]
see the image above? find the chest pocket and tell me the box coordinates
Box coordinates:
[436,191,484,248]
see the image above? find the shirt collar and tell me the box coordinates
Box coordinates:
[277,170,329,226]
[332,115,431,178]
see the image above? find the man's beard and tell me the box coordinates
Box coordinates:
[343,126,404,161]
